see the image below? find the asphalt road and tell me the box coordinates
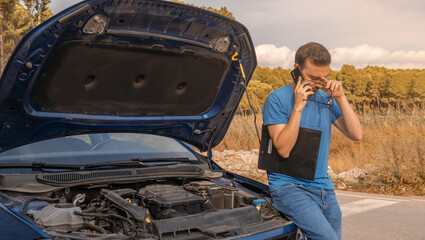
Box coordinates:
[335,190,425,240]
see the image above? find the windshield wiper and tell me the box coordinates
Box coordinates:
[0,161,153,171]
[131,157,199,163]
[83,157,199,169]
[83,159,153,169]
[0,162,83,171]
[0,158,200,171]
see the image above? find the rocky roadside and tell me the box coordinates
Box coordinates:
[212,149,380,189]
[212,149,268,184]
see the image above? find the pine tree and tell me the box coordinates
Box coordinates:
[0,0,17,76]
[22,0,52,28]
[0,1,52,75]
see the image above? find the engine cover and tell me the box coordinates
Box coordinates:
[139,184,206,219]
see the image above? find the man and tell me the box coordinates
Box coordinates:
[261,42,362,240]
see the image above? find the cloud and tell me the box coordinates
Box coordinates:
[50,0,81,14]
[187,0,425,51]
[255,44,295,68]
[255,44,425,69]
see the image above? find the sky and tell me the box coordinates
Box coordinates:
[49,0,425,69]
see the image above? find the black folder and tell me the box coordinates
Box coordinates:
[258,125,322,180]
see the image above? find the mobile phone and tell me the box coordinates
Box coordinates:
[290,66,306,84]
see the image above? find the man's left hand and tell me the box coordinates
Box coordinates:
[323,78,345,99]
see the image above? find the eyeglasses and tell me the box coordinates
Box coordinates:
[304,80,334,108]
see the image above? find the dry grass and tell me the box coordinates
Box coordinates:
[329,110,425,195]
[215,113,262,151]
[216,109,425,195]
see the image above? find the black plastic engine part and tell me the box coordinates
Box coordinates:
[213,178,260,203]
[157,209,188,219]
[100,189,148,222]
[184,181,239,209]
[139,184,206,219]
[151,205,262,240]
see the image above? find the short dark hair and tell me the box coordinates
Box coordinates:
[295,42,331,69]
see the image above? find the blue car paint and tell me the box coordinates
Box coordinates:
[0,202,51,240]
[239,224,297,240]
[0,0,257,153]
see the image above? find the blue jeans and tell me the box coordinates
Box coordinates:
[271,184,342,240]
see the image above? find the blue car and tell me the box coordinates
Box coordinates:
[0,0,297,239]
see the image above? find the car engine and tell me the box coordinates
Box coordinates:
[12,180,283,239]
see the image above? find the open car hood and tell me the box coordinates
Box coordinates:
[0,0,256,152]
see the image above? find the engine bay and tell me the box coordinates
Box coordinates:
[2,178,286,240]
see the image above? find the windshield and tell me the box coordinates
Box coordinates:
[0,133,198,168]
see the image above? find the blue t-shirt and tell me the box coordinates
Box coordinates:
[262,84,342,190]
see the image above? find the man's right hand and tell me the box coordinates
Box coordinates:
[270,77,309,158]
[293,77,313,112]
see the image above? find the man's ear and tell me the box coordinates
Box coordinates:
[294,63,298,69]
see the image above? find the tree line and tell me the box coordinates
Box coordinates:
[239,65,425,114]
[0,0,52,76]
